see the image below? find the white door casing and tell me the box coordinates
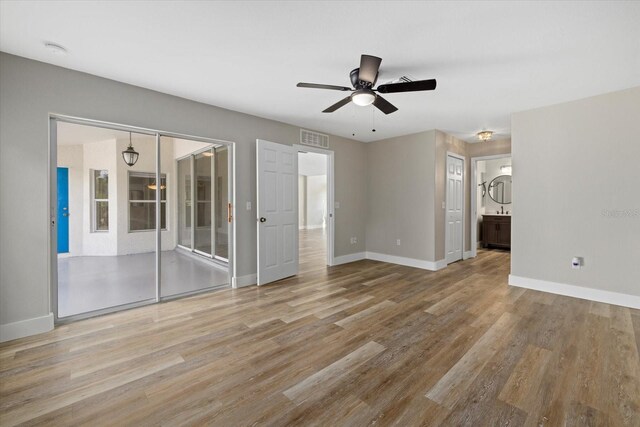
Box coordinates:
[445,154,464,264]
[257,139,298,285]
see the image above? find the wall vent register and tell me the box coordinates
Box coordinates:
[300,129,329,149]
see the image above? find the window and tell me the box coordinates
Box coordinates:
[92,170,109,231]
[128,172,167,231]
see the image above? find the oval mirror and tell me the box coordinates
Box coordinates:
[488,175,512,204]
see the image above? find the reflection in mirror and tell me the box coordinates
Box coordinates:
[488,175,512,204]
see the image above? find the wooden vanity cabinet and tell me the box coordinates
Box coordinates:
[482,215,511,249]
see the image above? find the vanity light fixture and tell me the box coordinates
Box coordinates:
[500,165,512,174]
[477,130,493,142]
[121,132,139,167]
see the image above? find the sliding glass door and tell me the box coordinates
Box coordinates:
[177,157,192,249]
[195,150,213,256]
[52,117,234,320]
[214,146,229,260]
[175,146,228,262]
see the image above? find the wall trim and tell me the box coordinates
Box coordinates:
[0,313,54,343]
[232,274,257,288]
[333,252,366,266]
[366,252,446,271]
[508,275,640,310]
[463,250,474,260]
[299,225,325,230]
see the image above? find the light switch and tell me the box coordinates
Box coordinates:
[335,202,340,209]
[246,202,252,210]
[442,201,446,209]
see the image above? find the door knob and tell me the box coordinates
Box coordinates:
[259,217,267,223]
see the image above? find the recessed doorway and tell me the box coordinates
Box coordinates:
[295,145,335,274]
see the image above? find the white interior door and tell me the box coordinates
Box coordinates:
[446,154,464,264]
[257,139,298,285]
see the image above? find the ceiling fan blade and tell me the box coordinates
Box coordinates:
[376,79,437,94]
[297,82,352,91]
[373,95,398,115]
[358,54,382,84]
[322,96,352,113]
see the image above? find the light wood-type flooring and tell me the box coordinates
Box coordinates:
[1,230,639,426]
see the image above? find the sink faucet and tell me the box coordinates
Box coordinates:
[501,206,504,215]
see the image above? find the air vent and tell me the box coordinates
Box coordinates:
[383,75,414,85]
[300,129,329,149]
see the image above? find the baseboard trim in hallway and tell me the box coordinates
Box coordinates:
[509,274,640,309]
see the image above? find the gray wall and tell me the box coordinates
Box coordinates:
[366,129,511,263]
[511,86,640,296]
[366,130,437,261]
[0,53,367,327]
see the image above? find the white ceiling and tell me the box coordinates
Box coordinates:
[57,122,129,145]
[298,151,327,176]
[2,1,639,143]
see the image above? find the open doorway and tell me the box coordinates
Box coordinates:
[471,155,512,258]
[295,146,334,273]
[51,117,234,320]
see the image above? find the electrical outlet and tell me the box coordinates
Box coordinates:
[246,201,252,210]
[396,239,401,246]
[350,237,357,244]
[571,257,583,269]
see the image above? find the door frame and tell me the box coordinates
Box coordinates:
[470,153,512,259]
[444,152,465,265]
[48,114,237,322]
[293,144,336,267]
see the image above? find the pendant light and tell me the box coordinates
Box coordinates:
[122,132,139,166]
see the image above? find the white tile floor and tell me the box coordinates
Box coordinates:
[57,250,228,318]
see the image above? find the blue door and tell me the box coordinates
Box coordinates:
[57,167,69,253]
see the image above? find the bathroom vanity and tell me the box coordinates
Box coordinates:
[482,215,511,249]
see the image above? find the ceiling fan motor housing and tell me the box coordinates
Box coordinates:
[350,68,377,89]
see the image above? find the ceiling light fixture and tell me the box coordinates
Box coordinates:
[121,132,139,167]
[201,151,214,157]
[147,182,166,190]
[351,89,376,106]
[44,42,68,55]
[477,130,493,142]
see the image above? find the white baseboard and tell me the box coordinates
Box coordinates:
[508,275,640,309]
[307,225,325,230]
[0,313,54,343]
[463,250,474,260]
[332,252,366,266]
[232,274,257,288]
[366,252,446,271]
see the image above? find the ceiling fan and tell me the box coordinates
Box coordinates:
[297,54,436,115]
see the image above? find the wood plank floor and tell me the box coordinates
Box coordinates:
[1,232,639,426]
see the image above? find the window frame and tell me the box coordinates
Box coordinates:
[127,171,168,233]
[91,169,109,232]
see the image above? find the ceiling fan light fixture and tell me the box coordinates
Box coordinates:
[477,130,494,142]
[351,89,376,107]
